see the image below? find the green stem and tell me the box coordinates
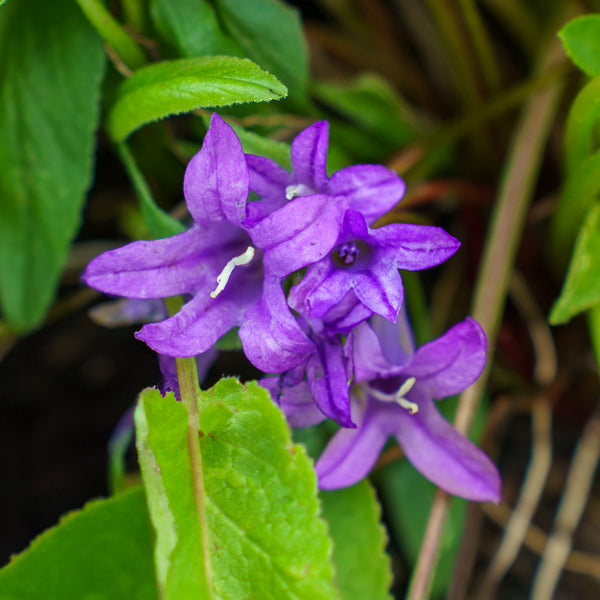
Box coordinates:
[116,142,185,239]
[121,0,146,33]
[406,37,566,600]
[75,0,146,70]
[457,0,501,93]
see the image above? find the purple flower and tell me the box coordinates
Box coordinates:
[246,120,406,224]
[291,311,500,502]
[82,114,341,369]
[288,209,460,329]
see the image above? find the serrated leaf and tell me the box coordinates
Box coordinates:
[151,0,243,58]
[215,0,308,103]
[107,56,287,142]
[321,481,393,600]
[0,0,105,332]
[0,487,157,600]
[550,202,600,324]
[135,379,339,600]
[559,15,600,77]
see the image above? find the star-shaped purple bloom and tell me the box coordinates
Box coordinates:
[288,208,460,329]
[82,114,341,369]
[277,310,501,502]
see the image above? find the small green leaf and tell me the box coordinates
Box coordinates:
[107,56,287,142]
[215,0,308,103]
[0,487,157,599]
[550,203,600,324]
[151,0,243,57]
[321,481,393,600]
[0,0,105,332]
[559,15,600,77]
[135,379,339,599]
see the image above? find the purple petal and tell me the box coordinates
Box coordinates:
[321,292,373,334]
[316,400,389,489]
[246,154,290,206]
[306,337,354,428]
[183,114,249,228]
[238,278,315,372]
[348,322,398,383]
[352,264,403,322]
[291,121,329,191]
[393,392,501,502]
[370,309,415,365]
[259,377,326,427]
[250,194,345,276]
[407,318,487,398]
[327,164,406,222]
[136,267,262,357]
[373,223,460,270]
[82,225,229,298]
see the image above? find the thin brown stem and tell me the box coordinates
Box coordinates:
[406,37,565,600]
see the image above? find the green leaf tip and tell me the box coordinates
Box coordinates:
[135,377,340,600]
[559,15,600,77]
[107,56,288,142]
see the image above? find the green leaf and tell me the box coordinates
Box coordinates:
[321,481,393,600]
[0,0,105,332]
[135,379,339,599]
[0,487,157,599]
[550,202,600,323]
[559,15,600,77]
[151,0,243,57]
[551,149,600,264]
[107,56,288,142]
[215,0,308,103]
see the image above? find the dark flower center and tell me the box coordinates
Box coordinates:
[331,240,371,269]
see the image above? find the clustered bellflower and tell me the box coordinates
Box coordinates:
[83,113,501,503]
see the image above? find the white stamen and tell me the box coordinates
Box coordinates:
[285,183,313,200]
[210,246,255,299]
[367,376,419,414]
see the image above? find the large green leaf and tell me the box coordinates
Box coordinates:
[135,379,339,600]
[215,0,308,103]
[0,487,157,599]
[550,202,600,324]
[150,0,243,58]
[0,0,105,332]
[321,481,393,600]
[107,56,288,142]
[559,15,600,77]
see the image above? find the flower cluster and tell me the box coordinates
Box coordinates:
[83,114,500,502]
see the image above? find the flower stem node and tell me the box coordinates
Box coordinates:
[210,246,256,299]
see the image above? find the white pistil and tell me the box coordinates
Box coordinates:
[210,246,256,299]
[285,183,313,200]
[367,377,419,414]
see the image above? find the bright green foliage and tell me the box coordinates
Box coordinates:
[107,57,288,142]
[135,380,339,600]
[551,74,600,262]
[559,15,600,77]
[321,481,393,600]
[151,0,243,58]
[550,203,600,323]
[0,487,157,600]
[215,0,309,104]
[0,0,105,332]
